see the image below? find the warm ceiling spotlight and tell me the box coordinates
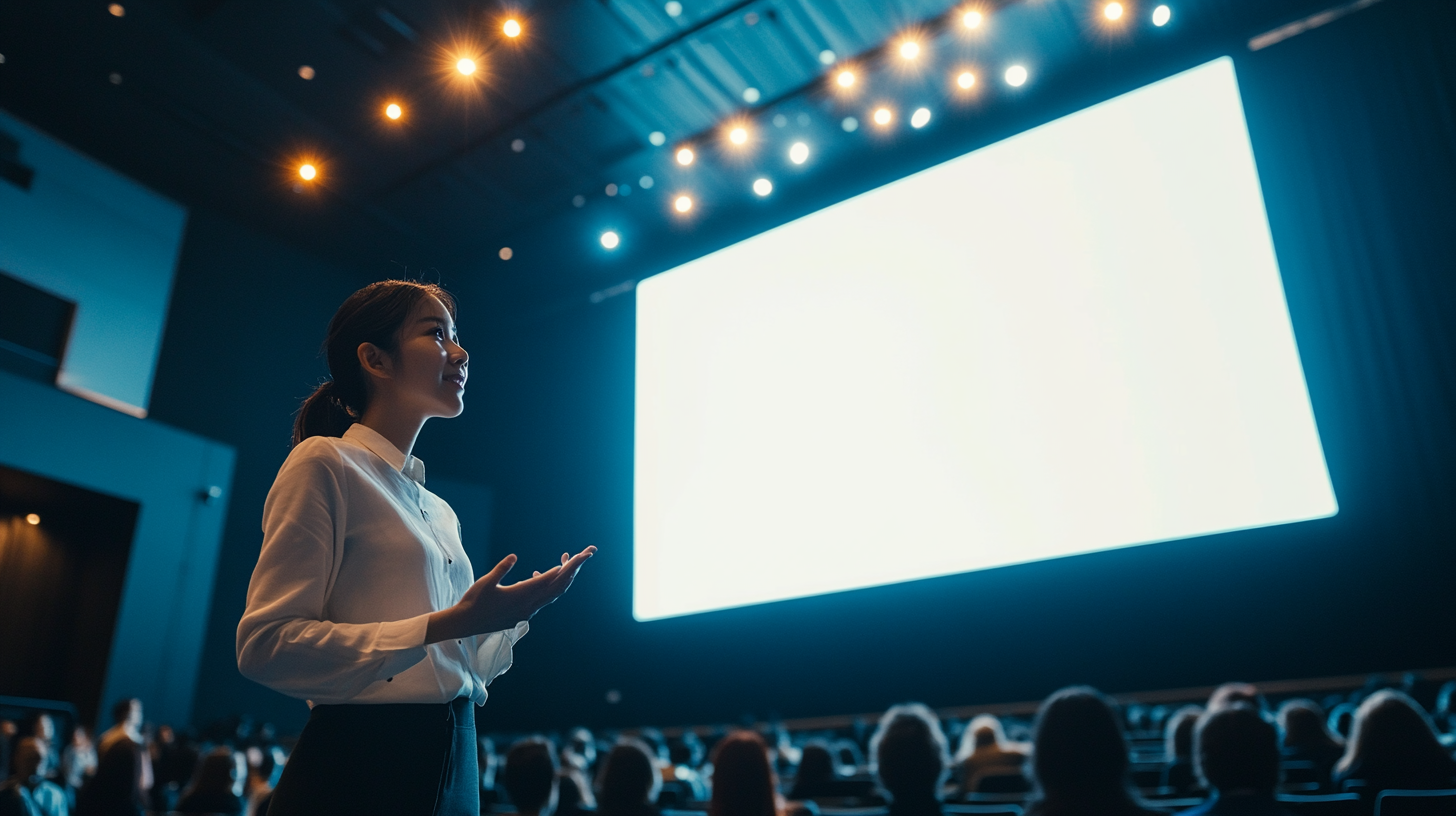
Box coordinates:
[674,195,693,213]
[957,71,976,89]
[298,163,317,181]
[1005,64,1028,86]
[25,513,40,526]
[1104,3,1124,20]
[836,70,855,88]
[789,141,809,164]
[298,65,316,80]
[676,147,695,165]
[108,3,125,16]
[499,247,513,260]
[1152,4,1171,25]
[963,9,982,28]
[873,107,893,126]
[899,41,920,60]
[911,107,931,128]
[753,178,773,196]
[456,57,477,75]
[385,103,402,120]
[600,231,620,249]
[503,19,522,37]
[728,126,749,145]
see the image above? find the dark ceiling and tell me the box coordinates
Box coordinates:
[1,0,1339,312]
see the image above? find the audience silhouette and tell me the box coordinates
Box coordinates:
[1024,686,1162,816]
[503,738,560,816]
[708,731,779,816]
[596,739,661,816]
[870,703,949,816]
[1179,704,1289,816]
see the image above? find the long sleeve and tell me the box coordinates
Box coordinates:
[236,441,430,702]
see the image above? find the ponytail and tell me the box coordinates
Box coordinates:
[292,380,358,446]
[292,279,457,445]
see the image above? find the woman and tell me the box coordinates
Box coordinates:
[871,704,950,816]
[596,739,662,816]
[175,747,245,815]
[237,280,595,816]
[1159,705,1203,796]
[954,714,1029,795]
[1276,699,1343,791]
[710,732,779,816]
[1333,690,1456,805]
[1023,687,1161,816]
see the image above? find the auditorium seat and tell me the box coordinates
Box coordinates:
[974,773,1032,794]
[944,804,1024,816]
[1374,789,1456,815]
[1282,760,1325,793]
[1277,792,1364,815]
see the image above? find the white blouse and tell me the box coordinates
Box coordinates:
[237,423,525,706]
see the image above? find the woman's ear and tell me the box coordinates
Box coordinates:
[357,342,394,381]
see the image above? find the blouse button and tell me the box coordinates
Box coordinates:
[386,677,393,682]
[448,558,453,564]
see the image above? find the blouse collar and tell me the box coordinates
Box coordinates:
[344,423,427,485]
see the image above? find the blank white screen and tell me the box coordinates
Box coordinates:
[634,58,1335,622]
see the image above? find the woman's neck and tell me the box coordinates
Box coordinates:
[358,403,426,459]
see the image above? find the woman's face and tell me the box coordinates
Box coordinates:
[384,296,469,419]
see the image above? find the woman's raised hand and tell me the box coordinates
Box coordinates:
[426,547,596,644]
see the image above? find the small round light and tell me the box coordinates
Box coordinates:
[298,164,317,181]
[957,71,976,89]
[841,116,859,132]
[499,247,513,260]
[819,50,836,65]
[606,183,619,196]
[674,195,693,213]
[676,147,695,166]
[108,3,125,16]
[573,195,586,207]
[1152,5,1171,25]
[457,58,477,75]
[1104,3,1123,20]
[649,131,666,146]
[600,231,620,249]
[873,107,892,126]
[729,127,748,145]
[1005,65,1028,86]
[753,178,773,196]
[298,65,315,80]
[25,513,40,526]
[963,9,982,28]
[503,19,522,37]
[836,70,855,88]
[900,41,920,60]
[640,175,655,189]
[788,142,809,164]
[664,1,682,17]
[911,107,931,128]
[511,138,525,152]
[385,103,402,120]
[743,87,761,103]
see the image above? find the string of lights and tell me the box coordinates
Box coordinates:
[269,2,1173,254]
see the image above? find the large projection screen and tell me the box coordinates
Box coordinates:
[634,58,1336,622]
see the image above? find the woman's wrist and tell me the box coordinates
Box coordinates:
[424,607,462,645]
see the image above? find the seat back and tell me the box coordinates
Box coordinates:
[1374,788,1456,816]
[1278,792,1365,816]
[944,804,1024,816]
[975,774,1031,794]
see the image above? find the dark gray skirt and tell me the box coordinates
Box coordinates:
[267,697,478,816]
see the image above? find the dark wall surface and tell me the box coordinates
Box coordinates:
[160,0,1456,735]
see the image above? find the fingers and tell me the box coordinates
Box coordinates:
[483,554,517,585]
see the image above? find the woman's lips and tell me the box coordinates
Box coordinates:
[447,375,466,389]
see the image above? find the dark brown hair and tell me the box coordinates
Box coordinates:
[709,731,778,816]
[293,280,457,445]
[596,738,660,815]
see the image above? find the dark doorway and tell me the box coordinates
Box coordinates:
[0,464,138,726]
